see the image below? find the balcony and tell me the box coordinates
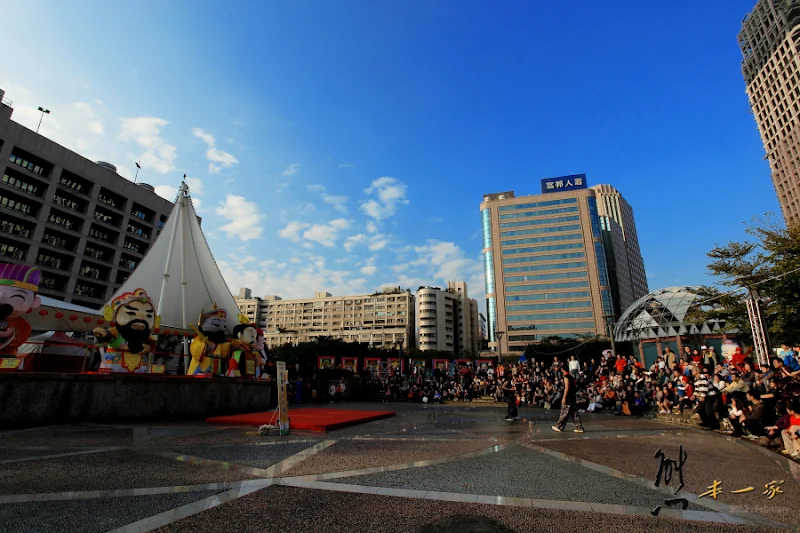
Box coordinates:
[119,254,138,270]
[93,205,122,227]
[53,189,87,214]
[88,223,119,245]
[79,261,110,281]
[131,203,154,225]
[0,215,34,239]
[47,208,82,233]
[97,187,126,211]
[59,170,93,197]
[126,220,150,241]
[116,271,129,285]
[41,230,78,252]
[74,281,105,300]
[0,237,27,260]
[84,242,113,262]
[9,149,53,178]
[36,250,72,271]
[40,272,68,292]
[122,236,148,255]
[0,191,41,218]
[2,169,46,197]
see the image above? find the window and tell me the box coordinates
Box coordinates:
[0,194,35,216]
[507,300,592,312]
[503,252,585,265]
[36,252,68,270]
[2,171,42,196]
[500,215,581,229]
[502,233,583,246]
[505,271,588,284]
[59,171,92,195]
[507,311,594,321]
[79,264,102,280]
[53,192,84,212]
[85,244,112,261]
[503,261,586,274]
[498,206,579,221]
[94,206,120,226]
[506,291,590,302]
[0,219,32,238]
[98,187,125,210]
[41,231,74,251]
[498,197,577,211]
[9,150,51,176]
[0,241,25,260]
[502,242,584,255]
[47,210,81,232]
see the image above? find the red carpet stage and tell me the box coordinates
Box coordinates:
[206,407,396,432]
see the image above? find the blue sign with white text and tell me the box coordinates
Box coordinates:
[541,174,588,194]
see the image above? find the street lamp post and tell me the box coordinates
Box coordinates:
[495,329,505,363]
[36,106,50,134]
[736,274,772,368]
[603,314,617,358]
[134,161,142,183]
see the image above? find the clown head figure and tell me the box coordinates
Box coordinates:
[233,323,258,349]
[0,263,41,355]
[95,289,160,354]
[199,304,227,345]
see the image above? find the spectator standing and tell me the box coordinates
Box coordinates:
[568,355,580,378]
[664,347,677,370]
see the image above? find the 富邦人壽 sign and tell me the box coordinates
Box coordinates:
[541,174,587,194]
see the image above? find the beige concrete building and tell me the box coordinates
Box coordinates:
[0,89,174,309]
[739,0,800,226]
[481,178,614,354]
[235,288,415,351]
[416,281,481,355]
[590,184,648,313]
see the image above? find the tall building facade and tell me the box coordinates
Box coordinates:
[590,184,648,313]
[739,0,800,225]
[0,89,175,309]
[481,176,615,354]
[232,288,272,330]
[415,281,481,355]
[241,288,415,351]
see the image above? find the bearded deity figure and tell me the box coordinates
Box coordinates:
[0,263,41,370]
[188,304,231,375]
[227,320,259,378]
[93,288,160,373]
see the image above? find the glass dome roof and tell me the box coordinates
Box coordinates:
[613,286,730,342]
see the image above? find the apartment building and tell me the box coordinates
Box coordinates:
[480,175,615,354]
[739,0,800,225]
[235,287,415,351]
[0,89,175,309]
[416,281,481,356]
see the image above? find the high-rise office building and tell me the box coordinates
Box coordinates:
[415,281,481,355]
[739,0,800,225]
[590,184,648,313]
[239,288,415,351]
[480,175,615,354]
[0,89,175,309]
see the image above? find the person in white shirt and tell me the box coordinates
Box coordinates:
[568,355,580,378]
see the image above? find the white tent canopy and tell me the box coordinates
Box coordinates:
[106,181,241,334]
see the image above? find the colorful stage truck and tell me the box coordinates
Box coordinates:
[317,355,335,369]
[386,358,404,376]
[431,358,448,372]
[410,359,426,374]
[364,357,381,376]
[341,357,358,372]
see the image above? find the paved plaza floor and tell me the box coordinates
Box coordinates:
[2,403,800,532]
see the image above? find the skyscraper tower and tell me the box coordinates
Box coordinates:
[739,0,800,225]
[590,184,649,313]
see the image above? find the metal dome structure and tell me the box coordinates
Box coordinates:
[614,286,730,342]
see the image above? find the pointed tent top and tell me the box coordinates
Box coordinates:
[106,188,240,333]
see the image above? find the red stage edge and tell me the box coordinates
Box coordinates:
[206,408,396,432]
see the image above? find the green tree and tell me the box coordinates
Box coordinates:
[703,214,800,344]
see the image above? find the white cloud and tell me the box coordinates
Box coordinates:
[219,255,368,300]
[192,127,238,174]
[215,195,264,240]
[184,176,204,195]
[282,163,301,176]
[323,194,348,213]
[366,220,378,234]
[307,184,326,193]
[118,117,177,174]
[279,221,309,241]
[360,176,409,220]
[302,218,351,247]
[413,240,484,290]
[344,234,367,252]
[154,185,177,201]
[361,265,377,276]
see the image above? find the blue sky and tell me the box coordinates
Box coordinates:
[2,0,777,306]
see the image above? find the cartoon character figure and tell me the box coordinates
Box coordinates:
[93,288,160,373]
[228,319,259,378]
[0,263,41,369]
[188,304,231,375]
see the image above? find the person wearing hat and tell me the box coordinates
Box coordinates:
[0,263,41,369]
[704,346,718,369]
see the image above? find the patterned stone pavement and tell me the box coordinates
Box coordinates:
[1,403,798,532]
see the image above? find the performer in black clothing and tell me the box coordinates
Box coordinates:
[502,375,518,421]
[553,365,584,432]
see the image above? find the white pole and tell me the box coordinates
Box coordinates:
[180,195,190,373]
[155,187,184,371]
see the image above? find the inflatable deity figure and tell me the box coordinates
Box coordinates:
[0,263,41,370]
[93,288,160,373]
[188,304,231,375]
[227,318,259,378]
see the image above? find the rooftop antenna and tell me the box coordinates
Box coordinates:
[134,161,141,183]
